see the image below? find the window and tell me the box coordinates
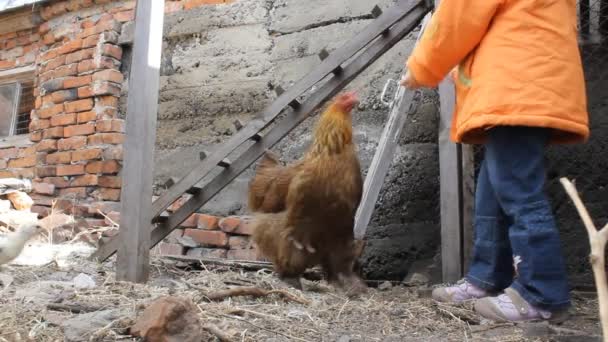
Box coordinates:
[0,66,34,138]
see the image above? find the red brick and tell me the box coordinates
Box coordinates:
[58,187,88,199]
[18,146,36,157]
[35,96,42,109]
[94,187,121,201]
[109,1,135,13]
[113,10,134,22]
[77,86,93,98]
[53,63,78,78]
[65,99,93,113]
[66,48,95,64]
[46,151,72,164]
[165,1,184,13]
[71,174,98,187]
[219,216,242,233]
[39,22,51,34]
[40,48,58,62]
[57,136,86,150]
[0,147,19,159]
[33,182,56,195]
[38,104,64,119]
[96,95,118,107]
[13,167,35,179]
[42,127,64,139]
[29,119,50,131]
[93,69,123,83]
[30,131,42,142]
[197,214,219,230]
[98,176,121,188]
[181,214,200,228]
[227,249,264,261]
[36,166,57,177]
[77,59,94,74]
[0,159,6,168]
[0,60,16,70]
[184,229,229,247]
[42,56,66,73]
[96,119,125,133]
[88,201,121,215]
[99,43,122,60]
[57,39,82,55]
[50,2,68,17]
[64,123,95,137]
[152,242,184,256]
[85,160,120,174]
[0,170,17,178]
[77,111,97,123]
[56,164,85,176]
[42,32,56,45]
[36,139,58,152]
[72,148,102,161]
[51,89,78,103]
[184,0,230,10]
[95,107,118,120]
[8,155,36,168]
[43,177,70,188]
[82,34,100,48]
[50,113,77,127]
[228,236,252,249]
[91,82,121,96]
[88,133,125,145]
[167,196,189,212]
[64,75,92,89]
[102,146,123,160]
[31,206,50,217]
[186,248,227,259]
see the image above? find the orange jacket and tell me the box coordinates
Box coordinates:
[406,0,589,145]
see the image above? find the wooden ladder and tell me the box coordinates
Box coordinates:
[90,0,432,262]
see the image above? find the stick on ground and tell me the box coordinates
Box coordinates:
[560,177,608,342]
[203,324,234,342]
[204,286,310,305]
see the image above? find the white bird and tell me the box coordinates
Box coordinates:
[0,221,43,291]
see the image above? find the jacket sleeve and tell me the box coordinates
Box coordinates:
[406,0,502,87]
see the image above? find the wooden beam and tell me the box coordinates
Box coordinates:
[353,12,432,240]
[434,0,475,282]
[115,0,165,283]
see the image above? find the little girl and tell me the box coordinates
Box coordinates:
[401,0,589,322]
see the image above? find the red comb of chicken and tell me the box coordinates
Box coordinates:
[333,91,359,112]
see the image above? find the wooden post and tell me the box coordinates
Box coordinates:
[116,0,165,283]
[434,0,475,282]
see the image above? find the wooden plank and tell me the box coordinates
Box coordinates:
[353,12,432,240]
[149,0,425,220]
[437,73,462,283]
[115,0,165,283]
[90,4,430,262]
[434,0,475,282]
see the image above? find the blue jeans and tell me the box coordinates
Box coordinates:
[465,126,571,311]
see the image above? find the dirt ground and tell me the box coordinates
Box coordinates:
[0,242,603,342]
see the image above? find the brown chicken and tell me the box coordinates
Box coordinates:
[250,91,366,295]
[247,150,303,213]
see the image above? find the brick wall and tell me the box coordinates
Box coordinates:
[0,0,263,260]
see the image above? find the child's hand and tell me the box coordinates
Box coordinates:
[400,68,421,89]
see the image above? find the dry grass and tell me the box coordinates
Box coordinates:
[0,185,602,341]
[0,242,602,341]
